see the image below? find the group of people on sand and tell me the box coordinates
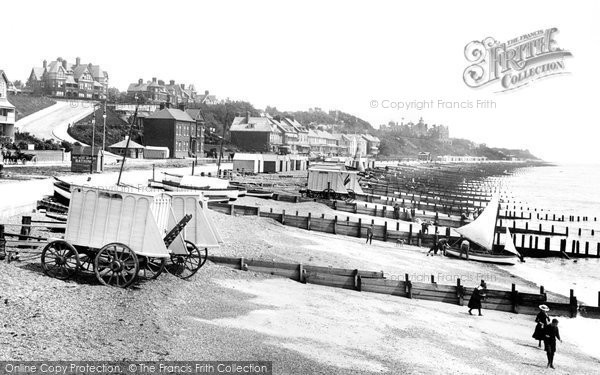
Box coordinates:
[533,304,562,369]
[466,281,563,369]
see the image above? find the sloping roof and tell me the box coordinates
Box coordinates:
[127,82,148,92]
[109,139,145,149]
[230,116,275,132]
[46,61,66,74]
[0,70,7,85]
[185,109,205,122]
[89,65,104,79]
[270,118,295,133]
[65,75,77,84]
[30,67,45,80]
[147,108,194,122]
[282,117,308,132]
[72,65,90,80]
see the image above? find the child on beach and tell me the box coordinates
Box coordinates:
[543,319,562,369]
[365,225,374,245]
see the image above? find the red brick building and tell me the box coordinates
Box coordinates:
[143,108,203,158]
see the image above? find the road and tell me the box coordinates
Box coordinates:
[15,100,95,143]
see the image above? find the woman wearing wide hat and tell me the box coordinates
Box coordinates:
[468,281,487,316]
[533,305,550,347]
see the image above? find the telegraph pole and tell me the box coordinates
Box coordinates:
[90,104,97,173]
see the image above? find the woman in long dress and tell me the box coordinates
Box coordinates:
[532,305,550,347]
[468,281,487,316]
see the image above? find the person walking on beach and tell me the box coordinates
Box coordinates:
[366,225,374,245]
[427,238,448,256]
[532,305,551,348]
[468,281,487,316]
[460,238,470,259]
[393,203,400,220]
[543,319,562,369]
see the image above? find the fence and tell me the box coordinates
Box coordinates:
[208,255,599,319]
[208,202,600,259]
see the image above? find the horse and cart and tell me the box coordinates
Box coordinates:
[1,149,37,164]
[40,185,222,287]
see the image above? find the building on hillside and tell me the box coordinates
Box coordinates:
[26,57,108,99]
[108,137,145,159]
[196,90,218,105]
[229,113,283,153]
[269,116,299,153]
[0,70,16,142]
[127,78,196,105]
[184,108,206,156]
[307,129,326,155]
[281,117,310,154]
[418,152,431,161]
[143,108,197,158]
[344,134,367,156]
[333,134,354,156]
[361,134,380,156]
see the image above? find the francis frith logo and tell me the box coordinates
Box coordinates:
[463,28,572,92]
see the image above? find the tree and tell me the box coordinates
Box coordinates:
[107,87,122,103]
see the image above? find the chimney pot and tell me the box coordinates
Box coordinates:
[180,84,185,89]
[159,103,165,110]
[62,60,67,69]
[205,90,209,95]
[76,57,81,66]
[138,78,143,85]
[170,80,175,86]
[152,77,157,83]
[43,60,47,68]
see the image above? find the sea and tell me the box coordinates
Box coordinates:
[495,163,600,360]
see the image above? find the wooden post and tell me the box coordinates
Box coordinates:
[511,283,518,313]
[354,202,358,214]
[333,216,337,235]
[0,225,5,261]
[240,257,247,271]
[408,224,413,244]
[457,278,464,306]
[383,221,388,242]
[307,212,311,231]
[358,218,362,238]
[230,204,235,216]
[299,263,305,283]
[570,289,577,318]
[431,275,435,283]
[405,273,412,298]
[545,237,550,252]
[281,210,286,225]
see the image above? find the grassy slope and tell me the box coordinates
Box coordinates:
[7,94,57,121]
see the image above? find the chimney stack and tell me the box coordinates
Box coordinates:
[76,57,81,66]
[204,90,209,95]
[152,77,157,83]
[62,60,67,69]
[158,79,164,86]
[246,111,250,122]
[43,60,47,69]
[159,103,165,110]
[180,84,185,89]
[138,78,143,85]
[170,80,175,86]
[178,103,186,111]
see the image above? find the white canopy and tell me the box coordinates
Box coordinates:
[455,195,499,251]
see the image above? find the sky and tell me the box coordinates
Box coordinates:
[2,0,599,163]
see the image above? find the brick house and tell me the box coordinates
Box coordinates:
[26,57,108,99]
[0,70,16,142]
[143,108,197,158]
[229,113,283,152]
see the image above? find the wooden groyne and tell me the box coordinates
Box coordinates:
[207,202,600,259]
[208,255,599,319]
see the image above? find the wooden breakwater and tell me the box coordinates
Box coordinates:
[208,255,600,319]
[207,202,600,259]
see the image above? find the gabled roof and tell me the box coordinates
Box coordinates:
[46,61,66,74]
[230,116,276,132]
[109,139,145,149]
[30,67,45,81]
[89,65,104,79]
[184,109,205,122]
[147,108,194,122]
[0,70,8,85]
[127,82,148,92]
[72,65,91,80]
[282,117,308,133]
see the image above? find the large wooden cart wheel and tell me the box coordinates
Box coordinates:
[139,256,166,280]
[94,243,139,288]
[41,240,80,280]
[166,240,206,279]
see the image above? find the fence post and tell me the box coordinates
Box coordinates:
[230,204,235,216]
[20,216,32,240]
[333,216,337,235]
[383,221,388,242]
[281,210,286,225]
[0,225,5,261]
[299,263,305,283]
[511,283,518,314]
[358,218,362,238]
[307,212,311,231]
[570,289,578,318]
[456,278,464,306]
[405,273,412,299]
